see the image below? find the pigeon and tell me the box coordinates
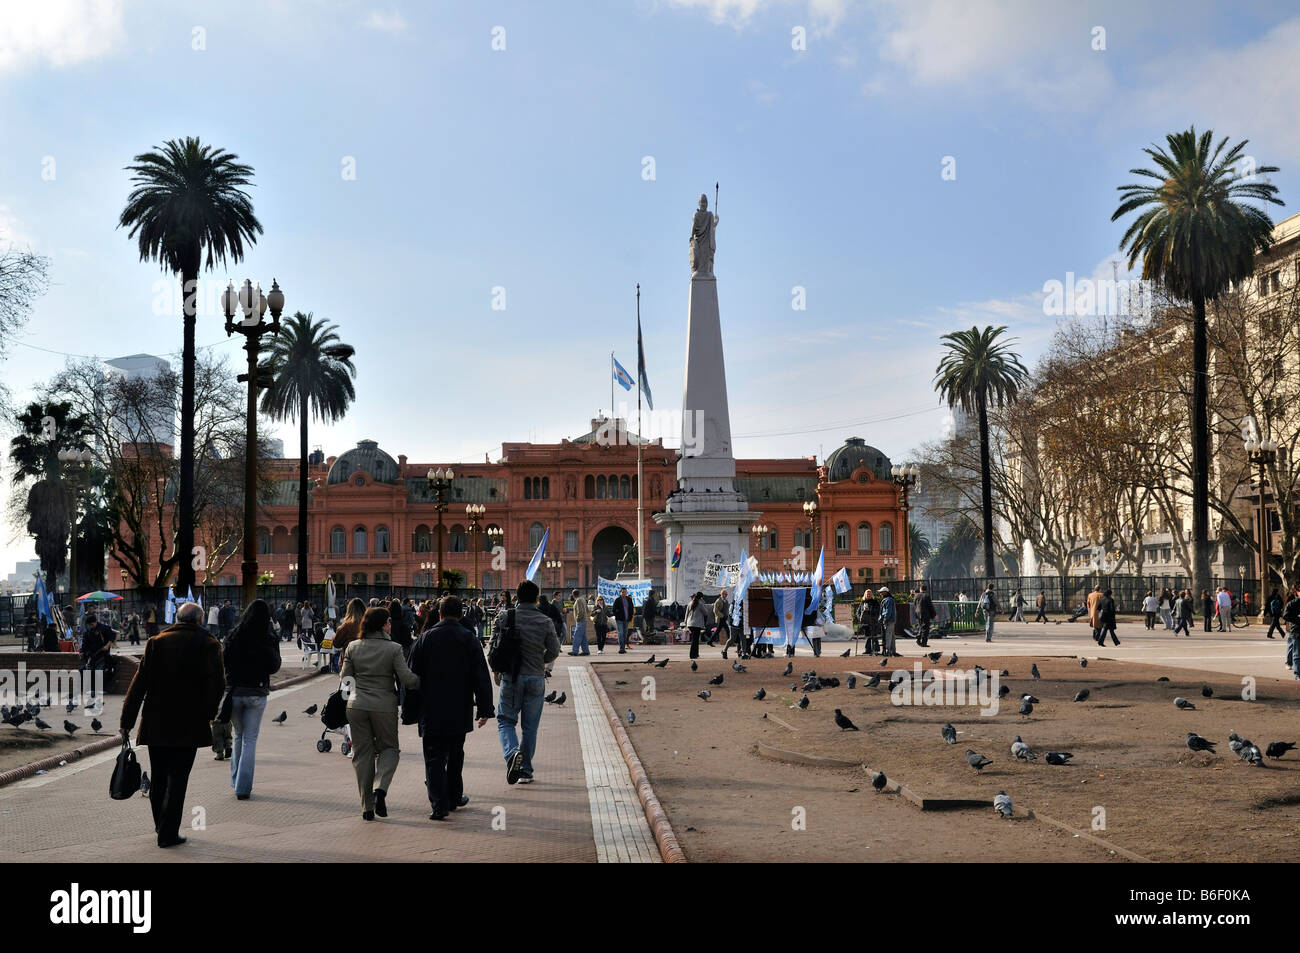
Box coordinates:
[789,683,799,692]
[553,692,567,706]
[753,688,766,700]
[1019,699,1033,716]
[626,709,635,724]
[1186,732,1216,753]
[303,704,318,716]
[1011,735,1037,761]
[783,661,793,676]
[840,649,851,658]
[272,711,287,724]
[866,673,881,688]
[139,771,150,795]
[1266,742,1296,759]
[833,709,859,731]
[1074,689,1090,702]
[871,770,887,792]
[34,717,51,730]
[1201,685,1213,698]
[732,661,747,673]
[1173,697,1195,710]
[998,685,1010,698]
[1241,744,1264,766]
[91,718,103,733]
[1045,751,1074,765]
[1228,732,1246,755]
[941,723,957,744]
[691,661,698,672]
[846,674,857,689]
[928,652,942,663]
[697,690,711,701]
[966,749,993,772]
[1080,658,1087,668]
[544,690,557,703]
[1021,694,1040,704]
[999,669,1009,676]
[643,655,656,664]
[63,720,80,736]
[655,658,669,668]
[797,694,810,710]
[994,790,1013,818]
[879,657,889,667]
[708,673,724,686]
[947,653,958,666]
[65,700,76,714]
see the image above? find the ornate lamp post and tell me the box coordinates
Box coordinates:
[426,467,454,590]
[466,503,485,594]
[751,523,770,569]
[288,561,298,590]
[545,558,564,589]
[891,463,919,580]
[223,278,285,608]
[802,500,819,556]
[57,448,93,599]
[485,525,503,591]
[419,560,437,593]
[1245,436,1278,590]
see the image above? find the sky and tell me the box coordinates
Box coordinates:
[2,0,1300,576]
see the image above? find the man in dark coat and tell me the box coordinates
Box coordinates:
[120,602,225,848]
[612,588,635,654]
[218,600,237,640]
[406,595,494,820]
[914,585,936,647]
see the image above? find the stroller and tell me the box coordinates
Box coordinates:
[315,686,352,756]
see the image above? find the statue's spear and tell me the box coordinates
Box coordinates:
[715,181,719,215]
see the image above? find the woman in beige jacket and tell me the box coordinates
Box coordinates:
[340,606,420,820]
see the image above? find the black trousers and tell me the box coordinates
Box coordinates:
[595,626,607,650]
[688,627,703,659]
[147,745,196,843]
[1267,615,1286,638]
[422,731,467,813]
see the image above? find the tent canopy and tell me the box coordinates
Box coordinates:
[75,590,123,602]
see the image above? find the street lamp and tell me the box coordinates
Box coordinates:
[223,277,285,608]
[420,560,437,591]
[1245,436,1278,590]
[802,500,819,555]
[466,503,485,594]
[288,561,298,588]
[892,463,919,580]
[57,448,93,598]
[751,523,770,567]
[545,558,564,588]
[427,467,455,590]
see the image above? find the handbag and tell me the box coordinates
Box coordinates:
[109,738,142,800]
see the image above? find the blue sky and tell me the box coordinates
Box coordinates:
[2,0,1299,575]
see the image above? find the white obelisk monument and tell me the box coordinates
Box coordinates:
[655,191,755,604]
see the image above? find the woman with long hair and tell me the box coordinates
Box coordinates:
[686,591,708,660]
[223,598,282,799]
[341,607,420,821]
[333,598,366,655]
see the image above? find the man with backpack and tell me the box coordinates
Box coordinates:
[1265,588,1285,640]
[487,580,560,786]
[979,585,998,643]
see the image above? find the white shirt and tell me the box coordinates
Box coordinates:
[1142,595,1159,612]
[1217,591,1232,608]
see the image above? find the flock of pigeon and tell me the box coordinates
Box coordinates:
[2,694,105,737]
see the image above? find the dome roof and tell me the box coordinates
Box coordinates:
[327,439,400,485]
[825,437,892,482]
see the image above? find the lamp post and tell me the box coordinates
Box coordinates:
[1238,564,1246,606]
[426,467,454,591]
[57,448,93,599]
[466,503,485,595]
[289,561,298,590]
[545,558,563,589]
[420,560,437,594]
[802,500,819,557]
[892,463,919,581]
[485,525,503,591]
[1245,437,1278,590]
[222,278,285,609]
[751,523,769,569]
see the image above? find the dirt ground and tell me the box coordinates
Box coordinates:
[597,652,1300,862]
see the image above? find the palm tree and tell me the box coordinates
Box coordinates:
[934,326,1029,581]
[118,137,262,594]
[1112,128,1282,595]
[908,523,932,577]
[259,312,357,601]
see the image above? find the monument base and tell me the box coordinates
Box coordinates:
[655,510,757,605]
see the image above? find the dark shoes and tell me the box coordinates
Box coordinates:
[362,810,375,821]
[429,810,447,821]
[451,795,469,810]
[374,790,388,817]
[518,771,534,784]
[236,793,250,801]
[157,834,187,848]
[506,749,525,785]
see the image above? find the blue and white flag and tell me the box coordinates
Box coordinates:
[612,356,634,392]
[771,587,808,648]
[730,550,757,626]
[809,546,824,601]
[186,586,201,609]
[831,566,852,595]
[164,585,177,624]
[33,573,51,623]
[525,528,549,582]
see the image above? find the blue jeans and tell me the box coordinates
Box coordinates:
[230,695,267,795]
[984,615,995,641]
[1287,632,1299,675]
[571,621,589,654]
[615,619,629,651]
[497,673,547,773]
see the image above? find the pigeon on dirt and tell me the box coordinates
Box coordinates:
[1021,694,1040,704]
[691,661,698,672]
[928,652,941,663]
[655,658,669,668]
[880,657,889,667]
[1201,685,1213,698]
[1031,664,1041,680]
[840,649,851,658]
[643,655,656,664]
[789,683,799,692]
[753,688,766,700]
[732,661,747,673]
[544,690,557,703]
[871,770,887,792]
[947,653,958,666]
[942,723,957,744]
[1228,732,1246,755]
[708,673,724,686]
[272,711,287,724]
[1045,751,1074,765]
[1079,658,1088,669]
[303,704,318,716]
[998,685,1010,698]
[697,690,711,701]
[1241,744,1264,766]
[63,720,80,736]
[91,718,103,733]
[1074,689,1090,702]
[966,749,993,772]
[1173,697,1195,710]
[797,694,810,710]
[1019,699,1033,716]
[866,673,881,688]
[1011,735,1036,761]
[1186,732,1216,753]
[626,709,635,724]
[833,709,859,731]
[783,661,793,676]
[846,675,856,689]
[994,791,1013,818]
[1266,742,1296,759]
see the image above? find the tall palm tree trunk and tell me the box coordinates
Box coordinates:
[297,389,309,603]
[176,268,198,594]
[977,388,995,580]
[1192,289,1211,595]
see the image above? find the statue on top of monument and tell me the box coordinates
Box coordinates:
[689,192,719,278]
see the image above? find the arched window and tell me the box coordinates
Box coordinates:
[857,522,872,553]
[373,571,389,586]
[529,522,546,551]
[256,527,271,555]
[631,475,638,497]
[272,526,290,554]
[353,526,367,554]
[798,527,812,549]
[608,474,618,497]
[541,477,550,499]
[351,572,367,585]
[330,526,345,553]
[414,524,431,552]
[761,528,777,551]
[375,525,390,554]
[835,522,850,552]
[880,522,894,552]
[620,475,630,498]
[584,475,595,499]
[449,524,468,553]
[596,476,606,499]
[523,478,532,500]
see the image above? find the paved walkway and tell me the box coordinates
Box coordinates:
[0,662,658,863]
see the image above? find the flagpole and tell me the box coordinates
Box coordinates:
[610,351,614,424]
[636,284,645,581]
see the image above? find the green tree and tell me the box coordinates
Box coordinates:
[908,522,932,576]
[118,137,262,594]
[926,518,981,579]
[259,312,356,601]
[1112,127,1282,595]
[934,326,1028,581]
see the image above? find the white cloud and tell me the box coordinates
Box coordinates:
[664,0,846,32]
[363,9,407,34]
[0,205,38,249]
[0,0,124,74]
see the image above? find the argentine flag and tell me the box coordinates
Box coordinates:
[525,528,549,582]
[831,566,852,595]
[612,357,634,392]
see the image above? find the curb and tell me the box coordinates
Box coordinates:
[587,668,687,863]
[0,668,329,790]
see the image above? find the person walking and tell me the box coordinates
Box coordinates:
[1096,588,1120,646]
[333,598,365,656]
[643,588,659,642]
[914,584,936,647]
[715,590,735,658]
[1173,588,1193,637]
[978,585,997,643]
[612,587,634,654]
[858,591,880,655]
[340,607,420,821]
[568,590,590,656]
[218,600,236,641]
[407,596,494,820]
[125,611,142,646]
[489,580,560,785]
[1086,585,1104,642]
[221,598,281,800]
[1266,588,1285,640]
[1033,591,1048,623]
[1158,588,1175,630]
[1201,589,1215,633]
[1012,589,1026,623]
[144,604,159,639]
[686,592,708,660]
[119,602,224,848]
[388,599,413,655]
[1283,584,1300,678]
[878,586,898,656]
[1216,586,1233,631]
[592,595,609,654]
[1141,590,1159,630]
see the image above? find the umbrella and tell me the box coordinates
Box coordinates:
[75,590,123,602]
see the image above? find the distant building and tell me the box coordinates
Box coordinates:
[102,354,173,447]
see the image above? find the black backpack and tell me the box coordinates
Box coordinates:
[321,687,349,730]
[487,609,522,677]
